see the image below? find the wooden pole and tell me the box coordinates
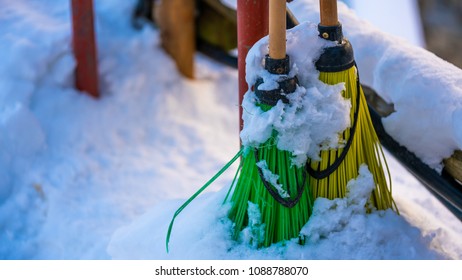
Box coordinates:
[155,0,195,79]
[319,0,339,26]
[237,0,269,132]
[269,0,286,60]
[71,0,99,98]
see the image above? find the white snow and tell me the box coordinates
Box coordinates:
[108,166,451,259]
[256,160,290,199]
[299,165,441,259]
[0,0,461,260]
[0,0,240,259]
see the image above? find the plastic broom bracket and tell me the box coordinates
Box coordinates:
[255,55,298,106]
[318,23,344,42]
[265,54,291,74]
[316,24,355,73]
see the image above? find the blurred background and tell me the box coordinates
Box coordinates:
[343,0,462,68]
[418,0,462,68]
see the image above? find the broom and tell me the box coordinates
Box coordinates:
[165,0,310,251]
[306,0,397,211]
[224,0,313,248]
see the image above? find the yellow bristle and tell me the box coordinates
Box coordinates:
[309,67,398,211]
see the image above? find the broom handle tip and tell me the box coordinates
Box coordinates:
[319,0,339,26]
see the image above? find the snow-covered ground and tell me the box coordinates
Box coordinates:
[0,0,461,260]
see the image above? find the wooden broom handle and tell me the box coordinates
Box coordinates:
[319,0,339,26]
[269,0,286,59]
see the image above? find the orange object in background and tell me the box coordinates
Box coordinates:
[71,0,99,98]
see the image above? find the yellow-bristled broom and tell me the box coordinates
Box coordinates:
[306,0,397,211]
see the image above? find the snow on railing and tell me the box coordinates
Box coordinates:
[289,0,462,178]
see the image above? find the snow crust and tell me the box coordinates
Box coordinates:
[108,166,446,260]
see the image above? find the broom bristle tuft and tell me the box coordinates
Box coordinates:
[308,67,397,211]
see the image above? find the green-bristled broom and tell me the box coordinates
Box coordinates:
[306,0,397,211]
[166,0,313,251]
[224,0,313,247]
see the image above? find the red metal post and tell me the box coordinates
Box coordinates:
[237,0,269,132]
[71,0,99,98]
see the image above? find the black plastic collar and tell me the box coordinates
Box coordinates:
[316,23,355,72]
[315,39,355,72]
[265,54,290,75]
[255,55,298,106]
[318,23,344,43]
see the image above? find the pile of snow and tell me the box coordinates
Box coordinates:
[0,0,461,260]
[108,165,442,260]
[0,0,239,259]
